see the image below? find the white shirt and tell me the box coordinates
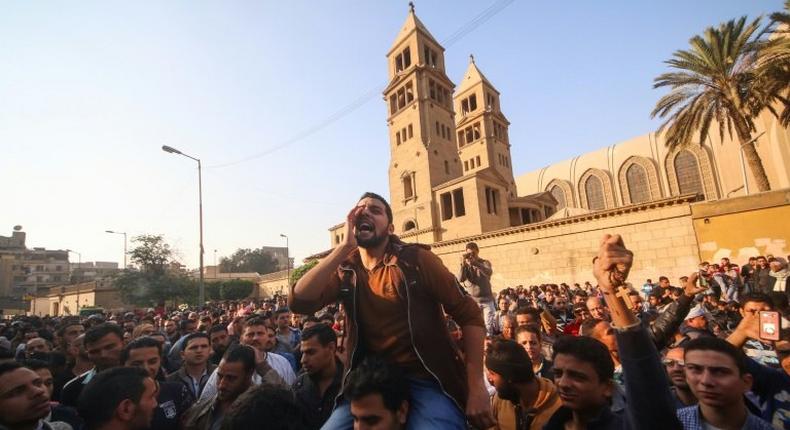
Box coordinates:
[199,351,296,401]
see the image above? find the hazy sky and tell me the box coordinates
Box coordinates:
[0,1,781,269]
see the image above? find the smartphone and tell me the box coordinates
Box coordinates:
[759,311,781,341]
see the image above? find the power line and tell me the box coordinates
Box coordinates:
[205,0,515,169]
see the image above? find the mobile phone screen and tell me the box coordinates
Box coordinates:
[759,311,781,341]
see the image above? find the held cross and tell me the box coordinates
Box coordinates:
[615,286,635,310]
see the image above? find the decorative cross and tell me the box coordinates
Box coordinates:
[409,2,415,13]
[615,286,635,309]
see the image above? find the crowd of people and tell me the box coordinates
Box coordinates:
[0,192,788,430]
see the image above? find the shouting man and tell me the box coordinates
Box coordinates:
[291,192,492,429]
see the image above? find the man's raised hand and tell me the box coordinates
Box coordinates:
[593,234,633,292]
[683,272,706,298]
[341,205,363,248]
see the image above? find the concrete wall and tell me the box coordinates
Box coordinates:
[258,270,289,298]
[691,189,790,263]
[431,195,700,291]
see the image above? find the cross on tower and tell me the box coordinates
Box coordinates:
[408,2,415,13]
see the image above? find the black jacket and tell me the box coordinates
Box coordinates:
[151,381,193,430]
[644,294,693,350]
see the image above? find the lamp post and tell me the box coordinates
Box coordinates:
[66,249,81,313]
[162,145,205,306]
[105,230,127,269]
[280,234,289,288]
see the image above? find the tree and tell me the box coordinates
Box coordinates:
[651,16,789,192]
[290,260,318,286]
[113,235,196,307]
[205,279,255,301]
[757,1,790,125]
[219,248,279,274]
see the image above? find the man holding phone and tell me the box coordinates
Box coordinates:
[459,242,496,335]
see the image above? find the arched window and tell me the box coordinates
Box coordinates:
[626,164,650,204]
[674,150,703,196]
[585,176,605,210]
[550,185,567,209]
[403,220,416,231]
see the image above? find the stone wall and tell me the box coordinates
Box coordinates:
[431,195,701,291]
[691,189,790,263]
[258,270,289,298]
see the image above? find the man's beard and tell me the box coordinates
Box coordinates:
[496,381,520,403]
[355,230,388,249]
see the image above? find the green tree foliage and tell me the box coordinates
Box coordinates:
[219,248,280,274]
[113,235,196,307]
[651,16,789,192]
[205,279,255,301]
[289,260,318,286]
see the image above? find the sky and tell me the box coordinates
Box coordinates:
[0,0,782,269]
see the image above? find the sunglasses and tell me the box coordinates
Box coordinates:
[662,359,685,367]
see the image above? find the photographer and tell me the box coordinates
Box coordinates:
[459,242,496,335]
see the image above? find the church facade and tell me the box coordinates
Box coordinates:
[316,7,790,289]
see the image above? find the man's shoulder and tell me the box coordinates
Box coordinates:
[268,351,291,366]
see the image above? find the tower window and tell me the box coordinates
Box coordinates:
[401,128,407,142]
[485,187,499,215]
[402,172,415,200]
[429,80,436,100]
[473,122,481,140]
[465,127,474,144]
[395,47,411,73]
[444,160,450,174]
[469,94,477,111]
[424,46,437,67]
[435,121,440,134]
[390,95,397,115]
[464,160,469,171]
[407,124,413,139]
[452,188,466,216]
[396,132,401,145]
[458,130,465,146]
[476,155,481,167]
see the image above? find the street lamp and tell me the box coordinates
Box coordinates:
[162,145,205,306]
[280,234,290,287]
[105,230,127,269]
[66,249,81,313]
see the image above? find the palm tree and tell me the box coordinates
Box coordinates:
[758,0,790,125]
[652,16,788,192]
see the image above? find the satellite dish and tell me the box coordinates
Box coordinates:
[13,225,22,231]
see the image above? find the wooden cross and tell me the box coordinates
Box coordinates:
[615,286,634,309]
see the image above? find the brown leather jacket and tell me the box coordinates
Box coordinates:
[289,236,484,410]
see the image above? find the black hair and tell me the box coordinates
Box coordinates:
[222,344,256,373]
[221,383,304,430]
[273,308,290,317]
[84,323,124,347]
[183,332,210,349]
[0,361,23,377]
[514,323,542,341]
[22,359,50,372]
[684,336,748,375]
[343,356,409,412]
[300,323,337,347]
[485,339,535,383]
[120,336,162,364]
[465,242,479,251]
[56,317,82,337]
[180,319,197,331]
[244,317,269,329]
[78,367,150,430]
[358,192,393,224]
[740,293,774,310]
[208,324,228,336]
[659,276,669,282]
[552,335,614,382]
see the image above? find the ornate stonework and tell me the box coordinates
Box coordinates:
[618,156,663,205]
[578,168,616,210]
[664,144,719,200]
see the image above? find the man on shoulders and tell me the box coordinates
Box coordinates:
[459,242,496,335]
[291,192,493,429]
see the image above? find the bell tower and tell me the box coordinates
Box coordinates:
[385,4,461,241]
[455,55,516,196]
